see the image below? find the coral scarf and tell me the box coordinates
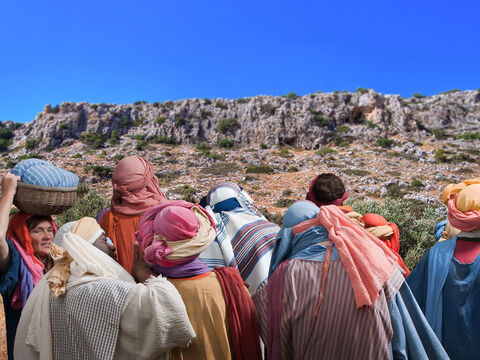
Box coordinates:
[213,267,261,360]
[293,205,397,307]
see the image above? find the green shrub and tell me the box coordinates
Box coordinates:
[355,88,369,94]
[59,123,68,130]
[25,138,40,150]
[440,89,460,95]
[55,190,109,227]
[217,138,235,148]
[432,128,446,139]
[196,142,212,152]
[90,165,113,179]
[120,116,132,128]
[275,198,295,208]
[335,126,351,134]
[434,149,448,163]
[175,116,188,127]
[17,153,43,161]
[164,100,174,108]
[236,98,250,104]
[278,148,291,158]
[411,179,423,187]
[376,137,395,148]
[107,130,120,145]
[313,115,330,127]
[0,127,13,140]
[412,93,425,99]
[287,166,298,172]
[155,117,165,125]
[347,198,442,269]
[259,207,283,225]
[316,147,336,156]
[77,182,90,197]
[455,132,480,141]
[246,164,274,174]
[282,189,293,196]
[155,135,176,145]
[72,153,82,159]
[365,120,377,129]
[13,123,22,130]
[215,101,227,109]
[203,98,212,105]
[343,168,370,176]
[260,103,276,115]
[260,143,268,149]
[82,132,104,148]
[46,104,60,114]
[112,154,124,161]
[90,104,98,110]
[285,92,298,99]
[134,134,146,141]
[216,118,240,134]
[134,100,147,105]
[135,140,147,151]
[333,135,349,147]
[153,102,160,108]
[173,185,197,203]
[200,110,211,119]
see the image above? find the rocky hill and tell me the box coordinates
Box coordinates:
[0,89,479,216]
[5,89,480,151]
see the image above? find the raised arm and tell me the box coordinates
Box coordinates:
[0,173,20,274]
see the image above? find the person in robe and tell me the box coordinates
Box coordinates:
[307,173,409,274]
[98,155,167,272]
[253,200,448,360]
[136,200,261,360]
[407,178,480,360]
[14,217,194,360]
[199,182,280,293]
[0,173,63,360]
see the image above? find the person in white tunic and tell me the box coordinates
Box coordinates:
[14,217,195,360]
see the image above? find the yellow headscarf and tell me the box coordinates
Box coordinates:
[441,178,480,205]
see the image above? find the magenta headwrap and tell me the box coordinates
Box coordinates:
[306,175,349,207]
[136,200,216,267]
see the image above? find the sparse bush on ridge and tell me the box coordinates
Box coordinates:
[217,138,235,148]
[216,118,240,134]
[246,164,274,174]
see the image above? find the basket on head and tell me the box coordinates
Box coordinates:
[13,182,78,216]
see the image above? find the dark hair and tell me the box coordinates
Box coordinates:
[312,173,345,203]
[26,215,53,231]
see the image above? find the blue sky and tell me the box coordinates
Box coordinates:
[1,0,479,122]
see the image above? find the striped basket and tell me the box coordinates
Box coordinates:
[13,182,77,215]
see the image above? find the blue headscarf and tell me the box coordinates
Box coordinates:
[268,200,332,275]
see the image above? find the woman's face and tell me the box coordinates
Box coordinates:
[29,220,54,261]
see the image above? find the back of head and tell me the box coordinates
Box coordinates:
[312,173,345,204]
[111,155,166,215]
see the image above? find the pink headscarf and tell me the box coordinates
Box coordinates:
[306,175,349,207]
[111,156,167,215]
[136,200,216,267]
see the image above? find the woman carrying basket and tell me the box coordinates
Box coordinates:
[0,173,62,360]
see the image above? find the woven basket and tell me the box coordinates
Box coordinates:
[13,182,78,215]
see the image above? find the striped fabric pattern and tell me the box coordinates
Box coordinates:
[253,259,395,360]
[200,183,280,294]
[11,159,78,187]
[50,278,134,360]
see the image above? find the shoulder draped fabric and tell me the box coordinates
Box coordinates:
[199,182,280,293]
[255,200,448,360]
[213,267,261,360]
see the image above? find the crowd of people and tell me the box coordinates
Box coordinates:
[0,154,478,359]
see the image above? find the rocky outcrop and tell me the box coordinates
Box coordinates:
[9,89,480,151]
